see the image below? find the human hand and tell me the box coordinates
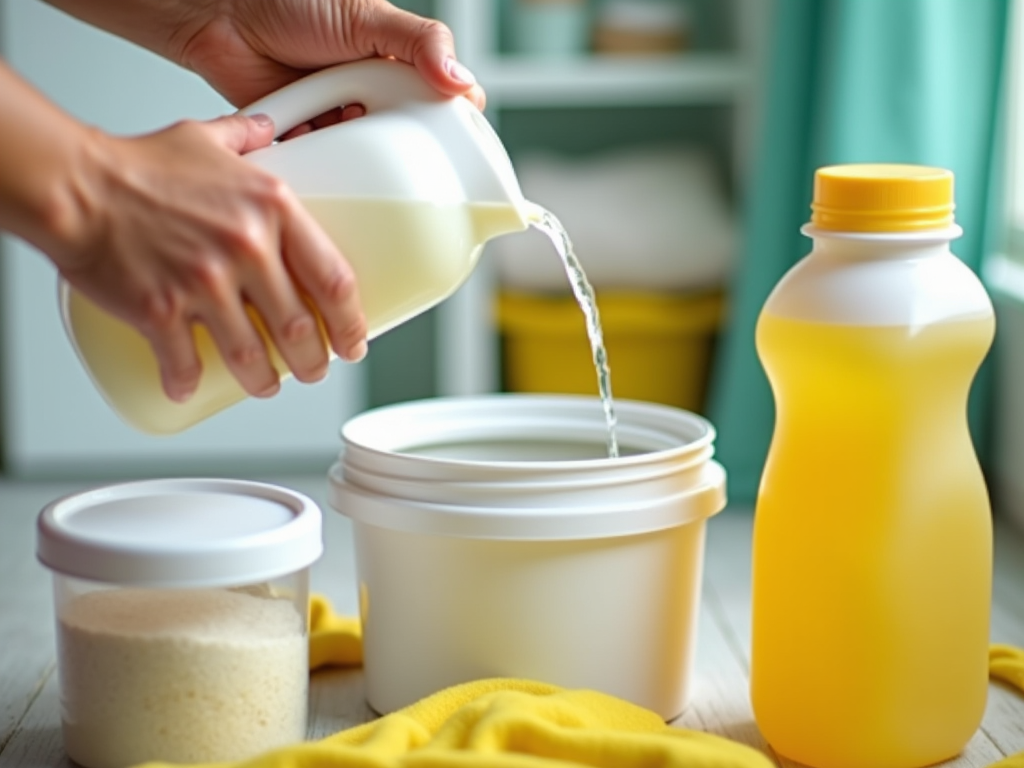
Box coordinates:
[47,113,367,403]
[172,0,485,112]
[15,0,482,406]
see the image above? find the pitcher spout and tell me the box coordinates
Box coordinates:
[445,100,531,237]
[472,201,531,246]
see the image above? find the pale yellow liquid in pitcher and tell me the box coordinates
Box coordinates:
[66,199,524,434]
[751,312,994,768]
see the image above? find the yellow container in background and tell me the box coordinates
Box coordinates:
[495,291,724,412]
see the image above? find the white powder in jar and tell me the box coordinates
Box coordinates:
[57,587,307,768]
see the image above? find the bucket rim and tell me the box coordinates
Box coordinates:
[338,393,715,471]
[329,460,726,540]
[331,394,725,540]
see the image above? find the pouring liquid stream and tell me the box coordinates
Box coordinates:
[526,203,620,459]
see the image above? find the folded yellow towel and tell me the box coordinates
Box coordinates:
[990,645,1024,768]
[134,597,1024,768]
[309,593,362,670]
[139,677,773,768]
[991,644,1024,692]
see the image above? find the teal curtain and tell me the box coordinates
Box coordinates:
[708,0,1010,505]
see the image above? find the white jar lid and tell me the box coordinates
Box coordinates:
[37,478,322,588]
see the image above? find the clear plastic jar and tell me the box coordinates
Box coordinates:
[37,479,322,768]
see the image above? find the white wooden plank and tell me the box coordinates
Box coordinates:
[982,682,1024,762]
[673,597,779,763]
[0,566,54,753]
[2,667,379,767]
[701,514,815,768]
[0,481,84,754]
[985,602,1024,758]
[979,524,1024,763]
[947,730,1018,768]
[702,511,756,665]
[306,669,375,740]
[0,672,71,768]
[3,490,1024,765]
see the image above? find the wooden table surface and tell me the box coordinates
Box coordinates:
[2,475,1023,767]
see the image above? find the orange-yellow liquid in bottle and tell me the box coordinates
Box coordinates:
[750,312,994,768]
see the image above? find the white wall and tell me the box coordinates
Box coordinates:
[0,0,366,478]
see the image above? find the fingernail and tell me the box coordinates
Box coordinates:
[169,386,195,404]
[257,381,281,398]
[250,113,274,129]
[444,57,476,86]
[345,340,368,363]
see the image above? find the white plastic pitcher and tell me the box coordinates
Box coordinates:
[60,59,531,435]
[329,394,727,720]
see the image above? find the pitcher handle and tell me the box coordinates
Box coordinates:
[238,58,440,135]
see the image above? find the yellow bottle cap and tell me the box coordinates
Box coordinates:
[810,163,955,232]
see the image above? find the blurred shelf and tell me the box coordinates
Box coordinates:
[475,52,748,109]
[434,0,761,397]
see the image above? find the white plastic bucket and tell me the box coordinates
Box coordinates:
[328,394,726,720]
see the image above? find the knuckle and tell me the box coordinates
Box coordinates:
[190,258,232,294]
[280,313,318,345]
[137,287,184,333]
[419,18,453,43]
[169,118,203,138]
[249,173,291,211]
[349,315,368,343]
[334,313,368,351]
[320,268,358,305]
[221,219,269,267]
[226,340,267,370]
[410,18,455,61]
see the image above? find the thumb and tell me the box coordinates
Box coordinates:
[365,6,484,108]
[204,113,276,155]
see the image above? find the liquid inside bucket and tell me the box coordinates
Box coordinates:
[405,439,644,462]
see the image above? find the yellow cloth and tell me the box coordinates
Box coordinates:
[989,645,1024,768]
[309,593,362,670]
[139,677,773,768]
[991,644,1024,692]
[135,597,1024,768]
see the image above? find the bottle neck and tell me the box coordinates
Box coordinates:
[801,224,962,262]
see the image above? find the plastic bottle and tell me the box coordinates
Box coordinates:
[750,164,994,768]
[61,200,522,436]
[59,59,530,435]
